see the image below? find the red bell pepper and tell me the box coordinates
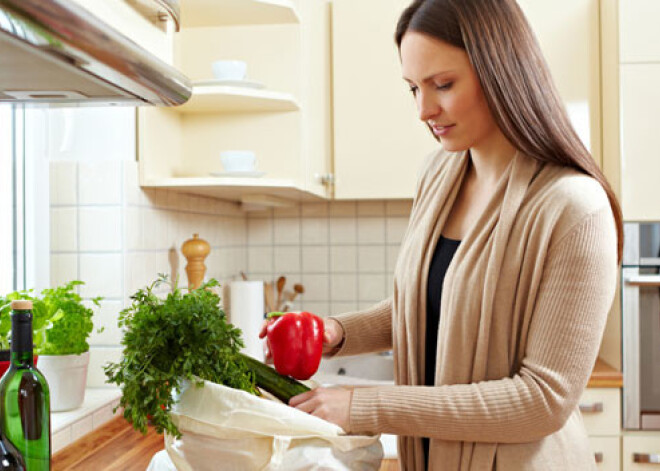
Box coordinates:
[266,311,323,380]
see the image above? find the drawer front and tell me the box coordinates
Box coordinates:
[580,388,621,436]
[623,434,660,470]
[590,436,621,471]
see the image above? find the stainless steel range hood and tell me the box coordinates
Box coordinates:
[0,0,191,105]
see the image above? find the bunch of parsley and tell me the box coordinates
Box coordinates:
[0,281,100,355]
[104,276,257,438]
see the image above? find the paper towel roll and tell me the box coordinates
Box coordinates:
[229,281,265,360]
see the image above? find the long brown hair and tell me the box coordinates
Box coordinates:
[396,0,623,262]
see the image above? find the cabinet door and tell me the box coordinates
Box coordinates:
[590,436,622,471]
[516,0,601,165]
[619,64,660,220]
[332,0,438,200]
[580,388,621,436]
[331,0,601,200]
[620,0,660,63]
[623,434,660,470]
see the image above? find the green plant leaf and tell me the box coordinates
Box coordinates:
[104,275,257,438]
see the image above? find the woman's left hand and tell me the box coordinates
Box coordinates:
[289,387,353,432]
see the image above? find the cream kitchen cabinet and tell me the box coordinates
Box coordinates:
[623,433,660,470]
[69,0,175,64]
[591,436,622,471]
[610,0,660,221]
[138,0,333,206]
[581,388,622,470]
[331,0,602,200]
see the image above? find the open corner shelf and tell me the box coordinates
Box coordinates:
[181,0,300,28]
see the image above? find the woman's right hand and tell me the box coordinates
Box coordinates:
[258,316,345,361]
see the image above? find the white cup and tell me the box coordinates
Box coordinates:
[211,60,247,80]
[220,150,256,172]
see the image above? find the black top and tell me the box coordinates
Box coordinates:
[423,235,461,468]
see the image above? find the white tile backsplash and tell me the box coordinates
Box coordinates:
[274,246,301,273]
[330,273,358,302]
[302,202,329,217]
[79,253,123,298]
[50,161,77,206]
[330,301,358,316]
[302,246,329,273]
[248,246,274,273]
[357,201,385,216]
[329,217,357,245]
[78,161,122,205]
[51,161,414,395]
[87,346,122,387]
[274,217,301,245]
[386,245,400,274]
[88,300,124,346]
[386,217,409,244]
[386,200,413,216]
[330,246,358,272]
[50,253,78,287]
[359,274,387,301]
[301,301,330,316]
[248,217,273,245]
[79,207,122,251]
[50,208,78,252]
[357,218,386,244]
[329,201,357,217]
[358,246,386,273]
[301,274,330,301]
[301,218,329,245]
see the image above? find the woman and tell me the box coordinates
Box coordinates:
[266,0,623,469]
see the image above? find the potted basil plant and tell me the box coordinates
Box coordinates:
[0,281,102,411]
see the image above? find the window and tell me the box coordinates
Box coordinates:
[0,104,18,292]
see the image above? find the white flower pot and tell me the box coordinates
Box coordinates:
[37,351,90,412]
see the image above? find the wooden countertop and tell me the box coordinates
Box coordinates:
[587,358,623,388]
[52,416,400,470]
[52,359,620,470]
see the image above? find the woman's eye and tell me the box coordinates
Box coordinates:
[408,85,418,96]
[436,82,453,91]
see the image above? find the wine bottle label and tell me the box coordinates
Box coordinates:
[18,376,44,441]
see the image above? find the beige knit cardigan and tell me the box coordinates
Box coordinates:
[331,149,618,470]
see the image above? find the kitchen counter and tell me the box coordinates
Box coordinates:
[52,416,400,471]
[52,358,621,469]
[587,358,623,388]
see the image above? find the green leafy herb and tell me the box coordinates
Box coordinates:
[0,281,101,354]
[104,275,258,438]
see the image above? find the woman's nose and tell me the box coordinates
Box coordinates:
[417,91,441,122]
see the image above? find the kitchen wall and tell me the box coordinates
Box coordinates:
[245,200,411,316]
[49,159,248,387]
[49,157,411,388]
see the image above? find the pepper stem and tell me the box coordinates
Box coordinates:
[266,311,285,319]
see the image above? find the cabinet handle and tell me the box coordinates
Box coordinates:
[625,274,660,287]
[594,452,603,463]
[579,402,603,413]
[634,453,660,464]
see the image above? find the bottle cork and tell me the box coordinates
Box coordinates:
[181,233,211,290]
[10,300,33,310]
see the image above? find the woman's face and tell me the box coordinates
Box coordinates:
[400,31,499,152]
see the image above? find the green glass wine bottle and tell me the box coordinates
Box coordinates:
[0,300,50,470]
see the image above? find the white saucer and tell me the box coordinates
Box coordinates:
[194,79,265,90]
[210,171,266,178]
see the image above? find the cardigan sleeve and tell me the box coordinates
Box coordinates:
[327,298,393,357]
[347,206,618,443]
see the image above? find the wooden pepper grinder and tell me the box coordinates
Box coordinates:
[181,233,210,290]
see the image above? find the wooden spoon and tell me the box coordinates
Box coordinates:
[290,283,305,302]
[275,276,286,311]
[264,281,274,313]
